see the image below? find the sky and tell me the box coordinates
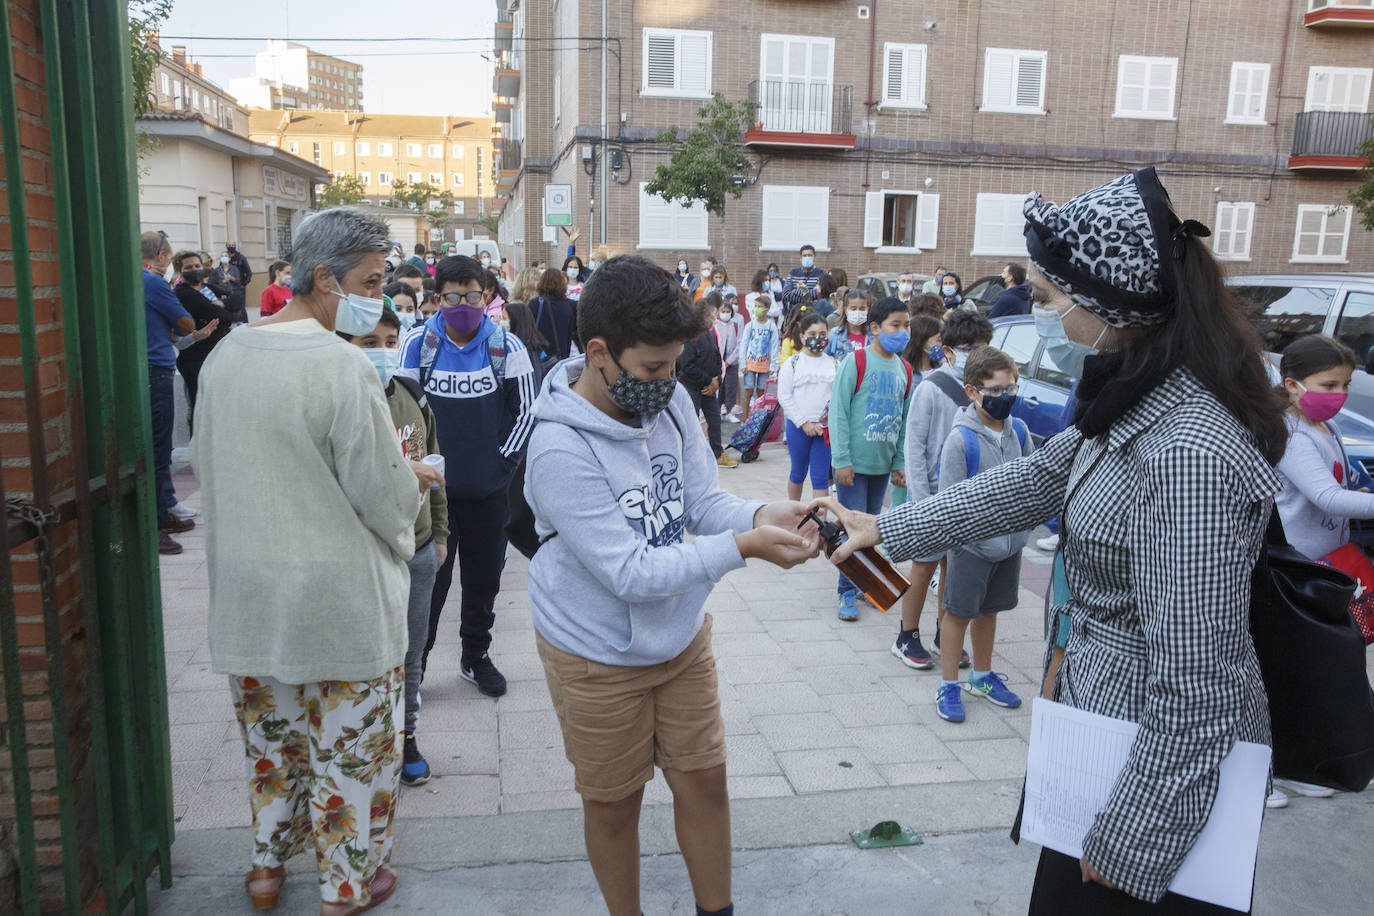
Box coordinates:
[157,0,497,116]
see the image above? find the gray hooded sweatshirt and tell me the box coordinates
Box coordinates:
[525,356,764,666]
[937,403,1034,562]
[905,363,966,500]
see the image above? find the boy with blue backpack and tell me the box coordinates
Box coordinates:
[933,345,1033,723]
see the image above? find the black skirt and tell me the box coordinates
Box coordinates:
[1027,848,1249,915]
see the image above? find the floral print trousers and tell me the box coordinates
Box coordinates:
[230,666,403,906]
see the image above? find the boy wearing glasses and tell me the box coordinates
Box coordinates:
[397,255,537,698]
[933,345,1033,723]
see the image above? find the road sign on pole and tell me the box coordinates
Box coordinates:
[544,184,573,226]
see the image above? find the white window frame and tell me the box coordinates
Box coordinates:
[377,171,393,186]
[980,48,1048,115]
[1225,62,1270,125]
[355,141,370,156]
[641,27,713,100]
[333,140,346,155]
[972,193,1031,257]
[1114,55,1178,120]
[376,141,393,156]
[1212,201,1256,261]
[357,171,371,186]
[1305,66,1372,113]
[160,72,170,96]
[452,144,464,158]
[427,143,443,158]
[406,171,422,184]
[1291,204,1352,264]
[428,172,444,186]
[759,185,831,252]
[453,201,465,215]
[862,190,939,253]
[637,181,710,250]
[287,140,299,154]
[405,142,421,157]
[452,172,465,187]
[880,43,927,110]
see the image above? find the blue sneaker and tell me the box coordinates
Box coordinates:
[400,735,431,786]
[963,672,1022,709]
[837,590,858,621]
[935,682,965,722]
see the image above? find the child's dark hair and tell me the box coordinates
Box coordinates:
[504,301,549,353]
[867,296,909,330]
[903,314,943,369]
[392,263,424,281]
[703,291,725,312]
[336,306,400,342]
[383,281,415,304]
[1278,334,1357,385]
[942,309,995,348]
[576,255,710,356]
[963,345,1018,389]
[783,308,823,350]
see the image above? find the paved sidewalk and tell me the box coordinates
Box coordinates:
[151,437,1374,914]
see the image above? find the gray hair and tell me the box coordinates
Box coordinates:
[289,207,391,296]
[140,230,170,261]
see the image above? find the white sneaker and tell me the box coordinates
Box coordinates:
[1035,534,1060,553]
[1273,778,1335,798]
[728,406,743,421]
[169,502,198,520]
[1265,788,1289,809]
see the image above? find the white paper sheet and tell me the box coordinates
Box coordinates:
[1021,698,1271,912]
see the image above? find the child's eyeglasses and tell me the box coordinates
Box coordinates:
[975,384,1019,397]
[440,290,484,306]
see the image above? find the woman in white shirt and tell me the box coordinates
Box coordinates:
[777,312,837,501]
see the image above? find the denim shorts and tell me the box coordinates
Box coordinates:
[742,370,768,389]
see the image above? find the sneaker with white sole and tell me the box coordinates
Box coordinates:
[1035,534,1060,553]
[837,590,858,621]
[891,630,934,670]
[936,682,965,722]
[169,502,198,520]
[962,672,1022,708]
[1273,778,1335,798]
[460,653,507,697]
[1265,788,1289,809]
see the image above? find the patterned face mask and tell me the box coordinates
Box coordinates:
[603,352,678,417]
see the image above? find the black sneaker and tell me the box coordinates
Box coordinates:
[891,629,934,670]
[460,653,507,697]
[400,735,431,786]
[932,629,971,669]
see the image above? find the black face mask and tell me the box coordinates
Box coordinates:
[601,353,678,417]
[182,269,204,285]
[981,392,1016,421]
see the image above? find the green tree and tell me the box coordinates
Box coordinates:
[390,180,457,235]
[129,0,173,118]
[643,93,759,260]
[1349,124,1374,232]
[318,174,367,208]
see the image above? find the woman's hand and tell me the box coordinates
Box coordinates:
[806,497,881,564]
[1079,855,1116,890]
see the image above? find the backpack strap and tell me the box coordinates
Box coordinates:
[1013,418,1029,453]
[924,368,972,407]
[853,347,866,395]
[900,357,913,399]
[958,426,982,478]
[486,325,507,383]
[395,375,427,411]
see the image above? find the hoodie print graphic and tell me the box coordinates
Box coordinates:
[617,452,685,546]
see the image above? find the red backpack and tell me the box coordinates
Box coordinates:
[853,348,913,398]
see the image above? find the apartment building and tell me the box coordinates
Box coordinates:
[229,41,365,112]
[149,41,249,135]
[495,0,1374,279]
[247,110,497,244]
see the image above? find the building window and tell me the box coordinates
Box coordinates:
[1213,202,1256,260]
[1292,204,1352,263]
[972,193,1031,256]
[1226,62,1270,125]
[429,172,443,186]
[1114,55,1178,120]
[453,201,465,215]
[312,142,321,166]
[357,172,371,186]
[452,144,464,158]
[452,172,465,187]
[333,140,346,155]
[880,43,927,109]
[356,141,370,155]
[862,190,939,252]
[406,171,421,184]
[378,172,393,186]
[376,141,393,156]
[759,35,835,133]
[191,88,200,108]
[334,170,347,179]
[759,185,830,251]
[1304,66,1372,113]
[638,182,710,249]
[405,142,421,157]
[641,28,712,98]
[981,49,1047,114]
[172,80,182,108]
[427,143,442,158]
[287,141,299,154]
[160,72,170,96]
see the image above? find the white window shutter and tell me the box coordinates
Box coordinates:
[1353,71,1372,112]
[917,193,939,251]
[796,187,829,247]
[1016,55,1044,108]
[679,33,710,94]
[984,51,1014,109]
[646,33,677,90]
[1118,58,1146,112]
[883,45,904,104]
[863,192,885,248]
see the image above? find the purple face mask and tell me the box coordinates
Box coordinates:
[441,303,483,336]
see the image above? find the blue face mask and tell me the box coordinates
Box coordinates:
[397,310,417,330]
[948,348,972,380]
[800,256,814,269]
[362,347,401,386]
[879,330,910,355]
[1032,304,1108,380]
[928,345,944,365]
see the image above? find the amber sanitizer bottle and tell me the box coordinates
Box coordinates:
[798,508,911,611]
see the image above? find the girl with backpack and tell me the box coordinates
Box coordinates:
[827,288,873,362]
[777,312,837,502]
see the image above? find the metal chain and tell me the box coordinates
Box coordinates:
[6,496,60,609]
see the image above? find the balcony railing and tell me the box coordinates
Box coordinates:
[1305,0,1374,26]
[494,137,521,171]
[494,20,513,52]
[1289,110,1374,168]
[494,66,520,98]
[747,79,852,135]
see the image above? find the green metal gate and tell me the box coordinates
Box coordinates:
[1,0,174,912]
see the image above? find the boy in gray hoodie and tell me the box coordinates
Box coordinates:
[524,255,820,916]
[933,346,1034,724]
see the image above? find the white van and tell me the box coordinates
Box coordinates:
[447,238,502,264]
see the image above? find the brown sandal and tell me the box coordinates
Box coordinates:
[327,867,399,916]
[245,865,286,909]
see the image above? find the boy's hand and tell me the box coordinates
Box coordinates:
[702,378,720,396]
[753,500,812,533]
[835,466,855,487]
[409,459,444,493]
[805,497,881,564]
[437,543,448,565]
[890,469,906,488]
[736,526,820,569]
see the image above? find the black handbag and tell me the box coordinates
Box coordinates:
[1250,510,1374,792]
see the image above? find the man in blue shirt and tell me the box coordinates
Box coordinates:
[782,243,830,306]
[141,231,197,554]
[986,263,1031,319]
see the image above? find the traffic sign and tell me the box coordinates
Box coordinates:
[544,184,572,226]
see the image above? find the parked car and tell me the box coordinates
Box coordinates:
[962,274,1007,309]
[855,272,932,301]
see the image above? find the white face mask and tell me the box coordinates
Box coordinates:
[396,309,417,330]
[278,273,292,288]
[425,257,436,265]
[846,309,867,327]
[678,262,688,273]
[479,256,491,267]
[567,266,580,279]
[331,280,386,336]
[362,347,401,385]
[219,256,230,265]
[589,260,600,271]
[897,282,913,296]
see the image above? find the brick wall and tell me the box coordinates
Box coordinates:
[0,0,98,910]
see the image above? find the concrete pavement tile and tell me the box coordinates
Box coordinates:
[416,695,498,732]
[490,680,553,711]
[168,721,230,764]
[489,651,545,681]
[176,779,252,830]
[824,691,918,727]
[732,579,792,602]
[944,737,1030,780]
[876,759,978,785]
[724,733,783,776]
[719,698,758,735]
[414,729,499,776]
[397,774,501,818]
[206,744,249,782]
[909,703,1020,740]
[501,789,583,813]
[994,639,1048,671]
[836,621,905,653]
[642,775,673,807]
[880,672,947,706]
[170,760,206,817]
[498,708,564,751]
[715,654,805,686]
[727,775,794,799]
[710,631,783,657]
[170,662,229,693]
[168,688,234,725]
[754,712,850,751]
[163,626,205,653]
[775,747,885,793]
[743,598,823,621]
[762,617,845,642]
[498,746,575,795]
[796,663,888,695]
[190,643,213,665]
[736,681,828,716]
[779,639,862,667]
[846,724,953,765]
[704,609,766,633]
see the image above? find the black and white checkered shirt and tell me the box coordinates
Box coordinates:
[877,369,1279,903]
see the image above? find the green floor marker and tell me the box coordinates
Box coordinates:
[851,820,923,849]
